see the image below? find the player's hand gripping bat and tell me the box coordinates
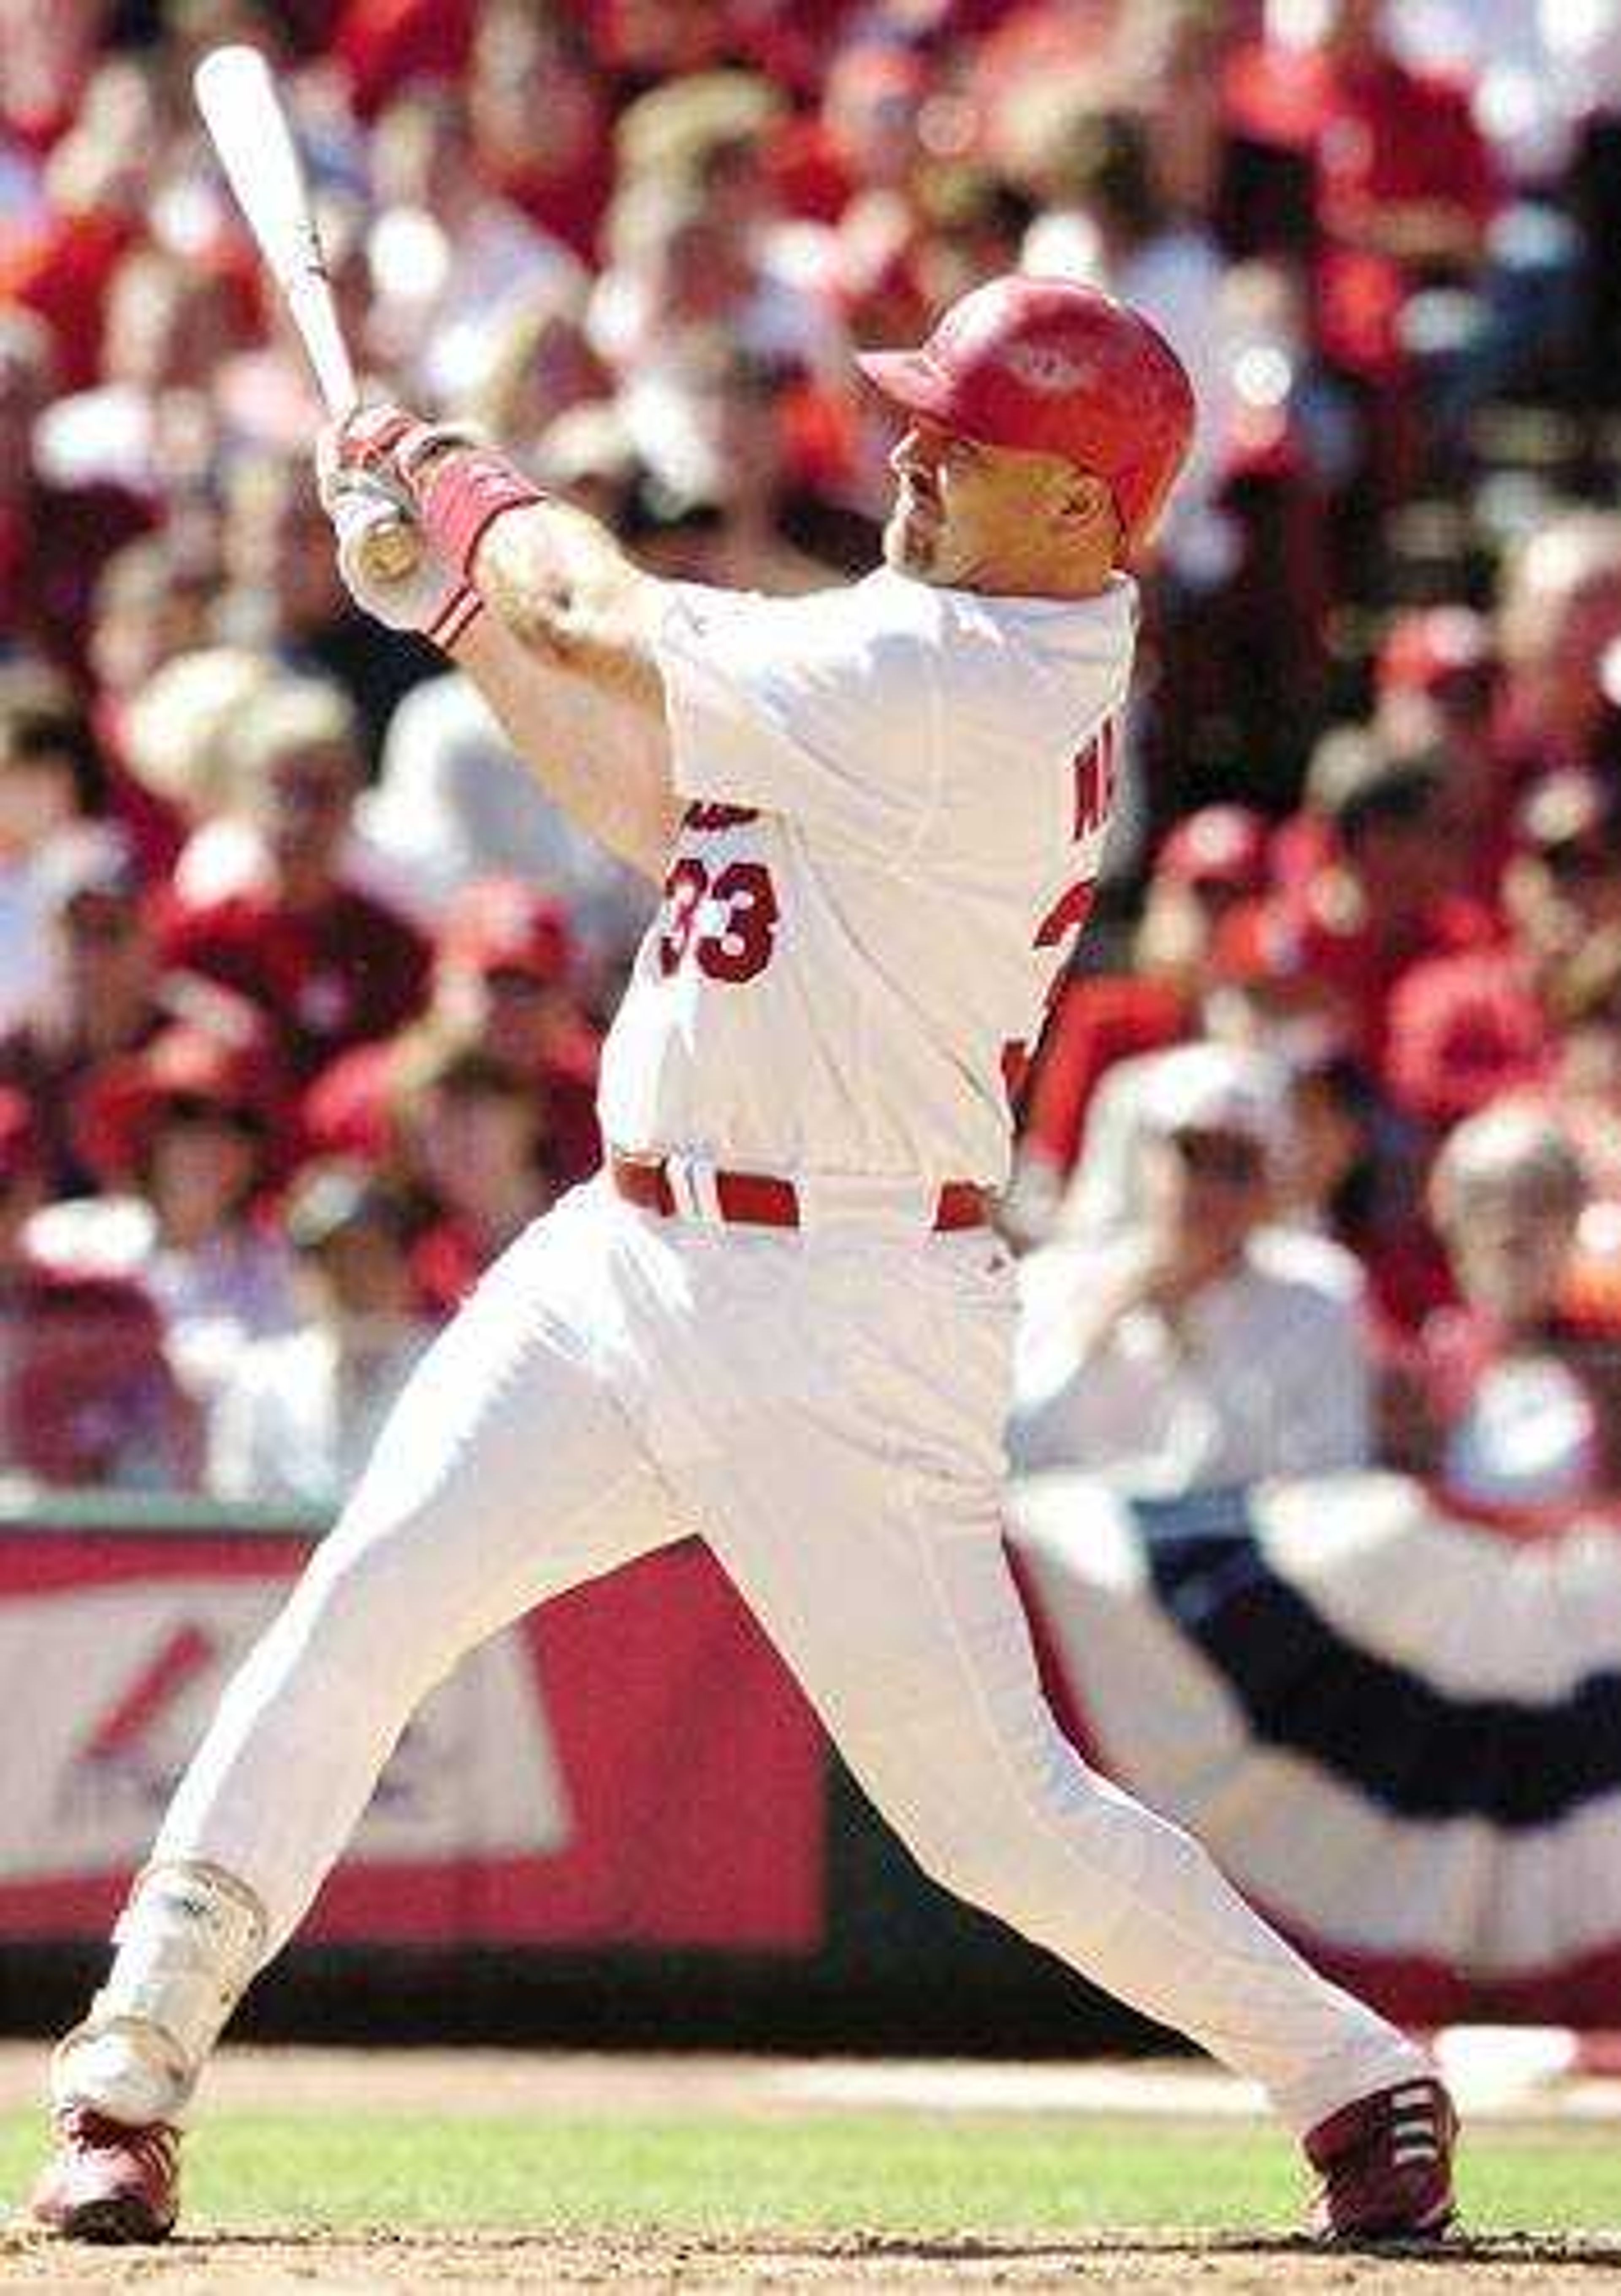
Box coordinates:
[192,44,420,585]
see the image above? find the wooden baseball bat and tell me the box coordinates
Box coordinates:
[193,45,420,582]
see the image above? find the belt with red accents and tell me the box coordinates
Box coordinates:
[609,1152,987,1233]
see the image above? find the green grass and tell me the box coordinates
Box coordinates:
[5,2111,1620,2237]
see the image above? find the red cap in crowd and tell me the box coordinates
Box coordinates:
[857,274,1196,558]
[1384,963,1551,1126]
[1154,805,1270,896]
[439,879,575,987]
[76,1027,283,1183]
[1376,606,1496,701]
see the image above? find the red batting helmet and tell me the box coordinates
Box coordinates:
[856,274,1195,561]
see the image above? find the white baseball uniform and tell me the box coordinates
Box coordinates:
[123,565,1423,2132]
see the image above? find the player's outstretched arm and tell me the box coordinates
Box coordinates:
[445,603,680,884]
[467,490,665,711]
[323,408,682,883]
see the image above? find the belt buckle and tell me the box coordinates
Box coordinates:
[661,1153,724,1225]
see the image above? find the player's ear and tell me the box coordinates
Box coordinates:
[1054,470,1116,550]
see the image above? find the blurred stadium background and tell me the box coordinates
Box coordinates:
[0,0,1618,2073]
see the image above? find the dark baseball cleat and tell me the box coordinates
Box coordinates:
[29,2106,180,2243]
[1304,2075,1457,2242]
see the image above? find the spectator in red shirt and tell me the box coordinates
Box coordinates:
[1016,804,1271,1228]
[433,878,600,1171]
[1273,606,1509,902]
[469,0,615,266]
[815,43,933,222]
[1373,604,1508,900]
[1386,769,1621,1129]
[83,537,220,878]
[160,677,431,1087]
[1227,0,1499,390]
[0,1087,197,1489]
[395,1045,561,1314]
[0,823,266,1198]
[34,239,251,509]
[1267,729,1498,1076]
[0,54,166,390]
[303,876,601,1189]
[331,0,477,121]
[0,310,149,675]
[1224,0,1499,590]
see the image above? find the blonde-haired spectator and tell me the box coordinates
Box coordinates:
[122,647,279,825]
[1496,510,1621,777]
[159,672,429,1084]
[613,68,782,217]
[1388,1104,1621,1507]
[591,74,835,392]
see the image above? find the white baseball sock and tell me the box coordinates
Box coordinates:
[52,1862,266,2127]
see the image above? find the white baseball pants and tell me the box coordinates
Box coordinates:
[155,1178,1424,2131]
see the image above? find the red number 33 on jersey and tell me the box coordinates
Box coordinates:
[658,857,780,983]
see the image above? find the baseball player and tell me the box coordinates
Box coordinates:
[31,277,1457,2245]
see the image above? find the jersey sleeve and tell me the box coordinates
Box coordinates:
[654,580,941,859]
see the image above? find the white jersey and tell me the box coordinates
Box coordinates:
[598,567,1135,1189]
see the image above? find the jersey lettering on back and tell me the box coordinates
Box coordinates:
[1002,716,1119,1107]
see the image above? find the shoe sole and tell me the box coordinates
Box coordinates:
[47,2197,174,2244]
[1320,2198,1456,2246]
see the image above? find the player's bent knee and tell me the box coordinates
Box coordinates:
[873,1736,1178,1945]
[876,1776,1066,1920]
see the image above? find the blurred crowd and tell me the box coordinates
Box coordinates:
[2,0,1621,1513]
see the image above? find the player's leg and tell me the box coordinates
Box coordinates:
[36,1200,684,2231]
[665,1235,1435,2154]
[701,1431,1428,2130]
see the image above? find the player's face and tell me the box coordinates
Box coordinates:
[883,421,1098,593]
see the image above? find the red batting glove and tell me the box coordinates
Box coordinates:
[331,402,549,582]
[317,417,483,651]
[328,401,444,485]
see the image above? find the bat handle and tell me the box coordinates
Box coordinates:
[354,507,424,586]
[327,391,424,587]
